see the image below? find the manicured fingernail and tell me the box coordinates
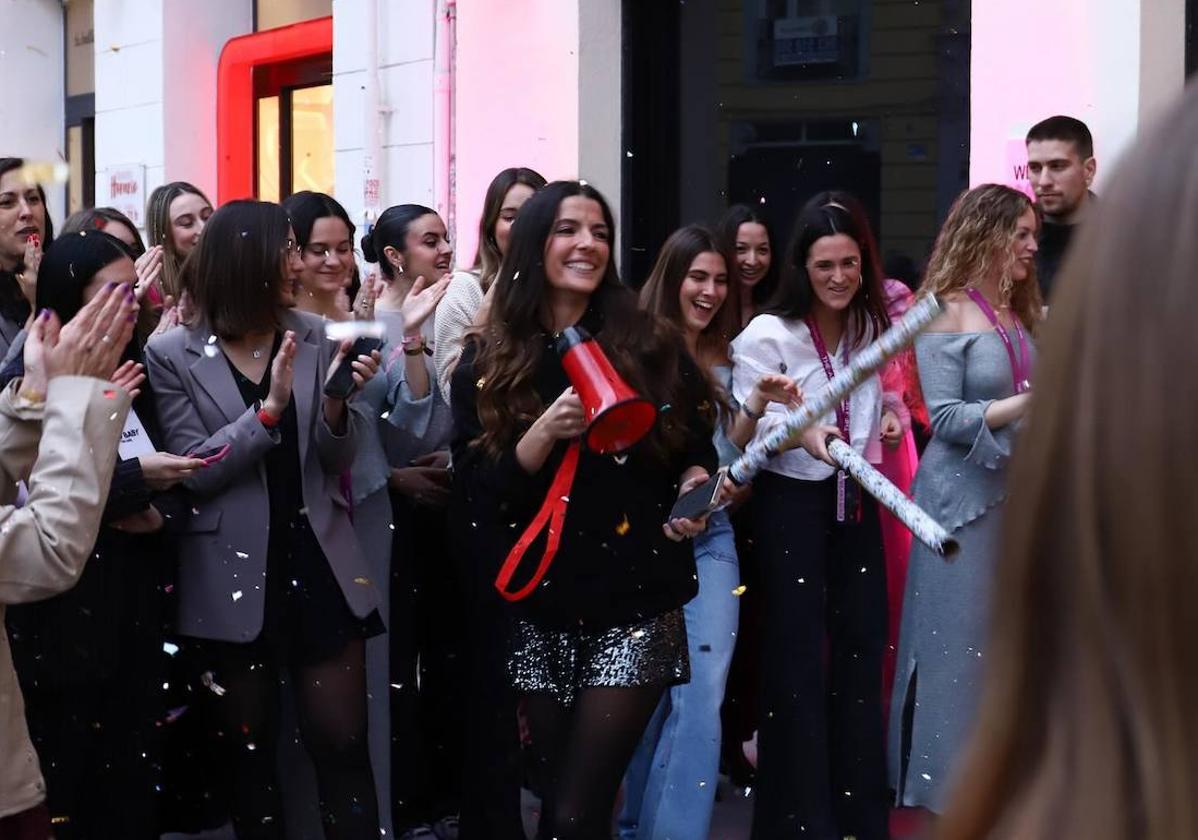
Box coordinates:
[39,309,50,320]
[105,282,118,290]
[128,312,137,322]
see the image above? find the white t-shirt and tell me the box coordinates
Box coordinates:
[731,313,883,481]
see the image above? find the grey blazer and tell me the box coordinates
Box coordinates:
[144,309,380,643]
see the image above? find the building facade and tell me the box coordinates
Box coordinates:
[3,0,1193,276]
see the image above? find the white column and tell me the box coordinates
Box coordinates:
[93,0,250,217]
[0,0,66,223]
[333,0,436,236]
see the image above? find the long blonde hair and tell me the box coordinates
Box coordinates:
[921,184,1042,331]
[938,85,1198,840]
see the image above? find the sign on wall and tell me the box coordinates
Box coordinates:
[1003,138,1035,199]
[103,165,146,226]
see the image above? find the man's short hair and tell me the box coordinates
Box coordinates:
[1026,116,1094,159]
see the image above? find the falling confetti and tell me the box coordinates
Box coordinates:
[231,590,243,601]
[615,515,630,536]
[732,584,747,596]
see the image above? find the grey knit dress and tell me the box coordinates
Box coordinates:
[887,330,1034,812]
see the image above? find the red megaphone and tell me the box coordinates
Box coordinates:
[555,326,657,455]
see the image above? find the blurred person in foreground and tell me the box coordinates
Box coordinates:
[0,285,138,838]
[938,84,1198,840]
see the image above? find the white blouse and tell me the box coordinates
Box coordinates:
[731,313,883,481]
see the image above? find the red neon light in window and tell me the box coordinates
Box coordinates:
[216,16,332,205]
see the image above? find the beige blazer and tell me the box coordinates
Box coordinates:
[0,376,130,818]
[143,309,380,643]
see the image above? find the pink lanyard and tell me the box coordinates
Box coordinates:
[965,289,1031,394]
[805,316,859,523]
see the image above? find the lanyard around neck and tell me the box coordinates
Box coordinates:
[965,289,1031,394]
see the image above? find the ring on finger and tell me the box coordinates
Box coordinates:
[100,334,112,344]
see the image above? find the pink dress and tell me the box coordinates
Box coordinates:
[879,279,922,718]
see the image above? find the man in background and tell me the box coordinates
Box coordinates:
[1025,115,1097,300]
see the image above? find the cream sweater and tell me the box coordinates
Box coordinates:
[432,269,485,405]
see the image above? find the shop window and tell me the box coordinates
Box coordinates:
[253,53,333,201]
[217,17,333,204]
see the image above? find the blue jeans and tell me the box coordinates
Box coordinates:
[618,510,740,840]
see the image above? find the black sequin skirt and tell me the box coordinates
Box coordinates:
[509,609,689,707]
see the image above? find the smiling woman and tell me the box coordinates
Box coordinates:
[0,158,55,358]
[450,181,720,840]
[730,191,899,840]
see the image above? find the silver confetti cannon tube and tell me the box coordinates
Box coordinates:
[728,293,944,485]
[826,437,959,557]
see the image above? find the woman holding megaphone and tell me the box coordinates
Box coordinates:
[450,181,719,839]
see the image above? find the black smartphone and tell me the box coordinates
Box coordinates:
[668,470,725,522]
[323,336,383,399]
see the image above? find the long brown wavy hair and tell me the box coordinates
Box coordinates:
[938,85,1198,840]
[638,224,740,369]
[472,181,711,460]
[921,184,1043,331]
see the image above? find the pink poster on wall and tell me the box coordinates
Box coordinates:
[1005,138,1036,200]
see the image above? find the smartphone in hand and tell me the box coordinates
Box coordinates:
[324,337,383,400]
[668,470,725,522]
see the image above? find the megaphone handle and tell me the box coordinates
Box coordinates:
[494,441,582,602]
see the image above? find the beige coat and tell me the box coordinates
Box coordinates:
[0,376,130,818]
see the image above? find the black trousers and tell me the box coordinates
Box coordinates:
[749,471,890,840]
[389,492,467,830]
[448,498,526,840]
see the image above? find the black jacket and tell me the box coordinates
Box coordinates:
[450,315,717,631]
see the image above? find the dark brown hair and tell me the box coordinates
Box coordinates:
[939,85,1198,840]
[188,200,290,339]
[61,206,146,257]
[718,203,779,307]
[472,167,547,289]
[473,180,712,459]
[1025,114,1094,159]
[638,224,740,369]
[764,190,890,346]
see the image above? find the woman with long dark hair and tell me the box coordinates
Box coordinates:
[0,158,54,357]
[451,181,718,838]
[732,192,902,839]
[719,204,779,328]
[620,225,799,839]
[434,167,546,400]
[887,184,1041,816]
[5,230,196,838]
[145,199,383,838]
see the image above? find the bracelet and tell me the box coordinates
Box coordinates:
[403,341,426,356]
[741,401,765,421]
[257,407,280,428]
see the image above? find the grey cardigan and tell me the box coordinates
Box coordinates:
[144,309,380,642]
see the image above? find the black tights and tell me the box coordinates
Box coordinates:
[210,639,379,839]
[524,685,665,840]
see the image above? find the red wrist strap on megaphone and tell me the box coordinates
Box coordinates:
[494,440,582,602]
